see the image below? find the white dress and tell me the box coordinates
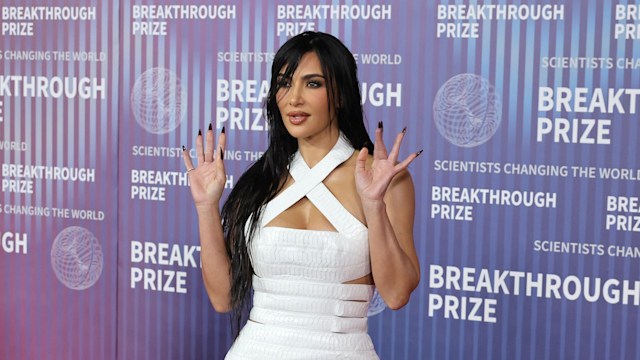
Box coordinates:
[225,135,380,359]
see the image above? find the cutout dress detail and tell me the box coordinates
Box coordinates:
[225,134,379,359]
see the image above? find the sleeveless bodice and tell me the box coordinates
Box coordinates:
[225,134,380,359]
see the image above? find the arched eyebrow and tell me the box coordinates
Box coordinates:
[300,73,325,80]
[277,73,325,80]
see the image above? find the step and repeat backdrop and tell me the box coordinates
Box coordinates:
[1,1,639,359]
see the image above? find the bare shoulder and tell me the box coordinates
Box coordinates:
[325,151,367,223]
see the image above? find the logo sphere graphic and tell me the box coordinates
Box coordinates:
[131,67,187,134]
[367,288,387,317]
[433,73,502,147]
[51,226,103,290]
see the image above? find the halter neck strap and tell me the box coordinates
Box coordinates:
[260,134,367,236]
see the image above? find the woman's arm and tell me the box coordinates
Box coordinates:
[356,126,421,310]
[194,205,232,312]
[183,126,232,312]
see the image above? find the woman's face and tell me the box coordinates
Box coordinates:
[276,52,338,141]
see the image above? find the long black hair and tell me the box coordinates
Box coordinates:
[220,31,374,337]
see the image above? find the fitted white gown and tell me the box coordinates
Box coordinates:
[225,135,380,359]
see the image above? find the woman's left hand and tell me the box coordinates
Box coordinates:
[355,125,421,203]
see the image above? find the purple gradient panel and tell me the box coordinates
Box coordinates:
[1,1,118,360]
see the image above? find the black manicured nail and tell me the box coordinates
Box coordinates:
[416,149,424,157]
[198,129,202,136]
[182,145,186,151]
[209,123,212,131]
[402,126,407,134]
[221,126,225,134]
[377,121,383,129]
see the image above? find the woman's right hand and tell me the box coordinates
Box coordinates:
[182,125,227,210]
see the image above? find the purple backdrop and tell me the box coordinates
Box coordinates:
[1,1,638,359]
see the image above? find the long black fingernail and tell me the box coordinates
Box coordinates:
[221,126,225,134]
[209,123,212,131]
[416,149,424,157]
[198,129,202,136]
[182,145,186,151]
[378,121,383,129]
[402,126,407,134]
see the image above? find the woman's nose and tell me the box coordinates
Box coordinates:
[288,84,303,106]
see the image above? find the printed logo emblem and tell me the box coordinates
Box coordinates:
[433,73,502,147]
[51,226,103,290]
[131,67,187,134]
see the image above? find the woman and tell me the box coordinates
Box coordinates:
[183,31,421,359]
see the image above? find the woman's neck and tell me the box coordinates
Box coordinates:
[296,130,340,168]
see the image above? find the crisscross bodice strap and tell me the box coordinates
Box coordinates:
[260,134,367,236]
